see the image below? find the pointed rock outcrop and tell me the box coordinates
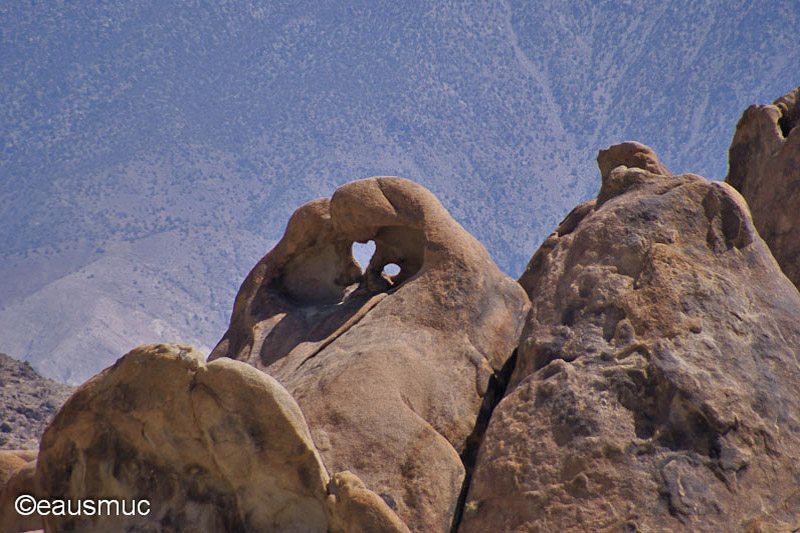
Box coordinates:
[726,85,800,288]
[210,177,530,531]
[461,145,800,531]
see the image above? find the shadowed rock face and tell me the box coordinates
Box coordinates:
[726,85,800,288]
[461,145,800,532]
[210,176,530,531]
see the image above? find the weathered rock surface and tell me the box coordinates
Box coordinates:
[35,343,331,532]
[0,353,74,449]
[461,144,800,531]
[0,449,36,487]
[0,449,39,533]
[325,471,411,533]
[726,85,800,288]
[0,452,41,533]
[210,177,530,531]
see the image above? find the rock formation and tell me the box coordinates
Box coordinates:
[325,471,411,533]
[461,142,800,531]
[9,87,800,531]
[0,450,40,533]
[0,449,36,488]
[34,343,330,532]
[0,353,73,449]
[4,178,526,532]
[209,177,530,531]
[726,85,800,288]
[25,342,414,533]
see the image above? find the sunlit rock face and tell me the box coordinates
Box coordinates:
[35,344,331,532]
[461,144,800,532]
[726,85,800,289]
[210,176,529,531]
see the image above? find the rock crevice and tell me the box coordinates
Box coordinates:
[449,348,518,533]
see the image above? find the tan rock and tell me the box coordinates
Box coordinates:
[325,471,411,533]
[726,85,800,288]
[597,140,671,181]
[0,450,35,487]
[211,177,530,531]
[461,145,800,532]
[35,343,329,532]
[0,454,42,533]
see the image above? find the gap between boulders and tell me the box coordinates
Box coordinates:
[450,348,519,532]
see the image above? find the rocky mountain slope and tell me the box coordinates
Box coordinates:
[3,85,799,532]
[0,353,73,450]
[2,1,799,384]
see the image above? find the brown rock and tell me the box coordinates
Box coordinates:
[0,453,42,533]
[597,140,672,180]
[35,343,330,532]
[210,177,529,531]
[325,471,411,533]
[726,85,800,288]
[461,145,800,532]
[0,450,36,487]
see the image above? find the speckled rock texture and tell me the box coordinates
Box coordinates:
[726,85,800,288]
[210,176,530,531]
[461,143,800,532]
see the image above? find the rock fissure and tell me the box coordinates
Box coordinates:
[449,348,518,532]
[186,376,242,525]
[293,292,388,372]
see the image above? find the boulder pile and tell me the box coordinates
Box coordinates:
[3,86,800,532]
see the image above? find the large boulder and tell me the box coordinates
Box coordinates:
[726,85,800,288]
[461,143,800,531]
[210,177,529,531]
[35,343,331,532]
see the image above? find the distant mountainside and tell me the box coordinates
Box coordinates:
[1,1,798,383]
[0,353,73,449]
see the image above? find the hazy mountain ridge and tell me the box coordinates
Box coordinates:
[1,0,798,382]
[0,228,269,383]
